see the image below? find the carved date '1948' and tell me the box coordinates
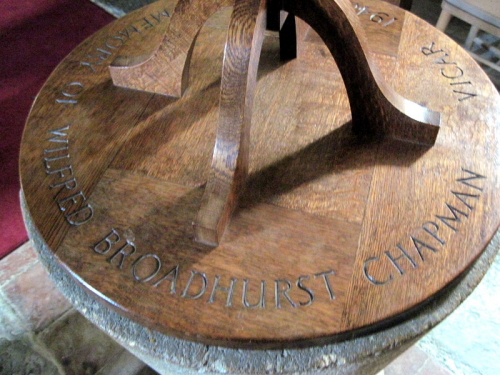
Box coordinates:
[353,2,398,27]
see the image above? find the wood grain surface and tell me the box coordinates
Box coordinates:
[194,0,440,246]
[109,0,233,96]
[20,0,500,348]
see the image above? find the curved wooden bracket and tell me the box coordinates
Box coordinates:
[284,0,440,145]
[193,0,267,246]
[109,0,233,97]
[193,0,441,247]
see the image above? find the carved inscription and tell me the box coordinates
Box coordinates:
[353,2,398,27]
[363,168,485,285]
[43,10,171,226]
[55,82,85,107]
[421,42,477,102]
[92,229,336,309]
[44,124,93,225]
[81,9,170,73]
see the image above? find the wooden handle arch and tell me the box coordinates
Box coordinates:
[193,0,267,246]
[283,0,440,141]
[108,0,441,247]
[194,0,441,246]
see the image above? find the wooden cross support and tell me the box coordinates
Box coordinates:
[109,0,441,247]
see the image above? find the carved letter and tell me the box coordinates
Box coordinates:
[141,17,154,30]
[421,42,444,56]
[452,191,479,210]
[65,204,93,225]
[181,270,207,300]
[296,275,314,306]
[457,169,485,191]
[382,17,397,27]
[450,81,471,86]
[314,270,335,300]
[51,177,78,199]
[242,279,266,308]
[441,66,464,79]
[93,229,120,255]
[275,280,297,308]
[118,25,141,39]
[422,221,445,245]
[435,54,455,65]
[208,276,237,306]
[153,265,179,293]
[370,12,389,23]
[56,83,84,105]
[132,254,162,282]
[81,49,112,73]
[44,145,68,154]
[61,82,84,97]
[108,241,136,269]
[46,124,70,141]
[151,9,171,23]
[363,257,393,285]
[410,236,438,261]
[57,191,86,212]
[44,155,70,170]
[105,36,125,50]
[454,90,478,102]
[46,165,73,178]
[385,244,417,275]
[436,203,468,232]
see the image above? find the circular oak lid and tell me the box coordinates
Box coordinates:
[20,0,500,348]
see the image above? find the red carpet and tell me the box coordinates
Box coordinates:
[0,1,114,259]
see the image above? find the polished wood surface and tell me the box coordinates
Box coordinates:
[20,0,500,348]
[109,0,233,97]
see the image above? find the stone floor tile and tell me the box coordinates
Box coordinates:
[384,344,455,375]
[0,337,61,375]
[0,292,27,341]
[2,261,72,332]
[137,367,160,375]
[0,241,39,286]
[416,359,455,375]
[38,310,124,375]
[94,348,153,375]
[418,247,500,375]
[383,345,430,375]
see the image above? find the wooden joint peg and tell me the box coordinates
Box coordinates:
[194,0,440,247]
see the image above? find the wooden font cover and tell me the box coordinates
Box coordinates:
[20,0,500,348]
